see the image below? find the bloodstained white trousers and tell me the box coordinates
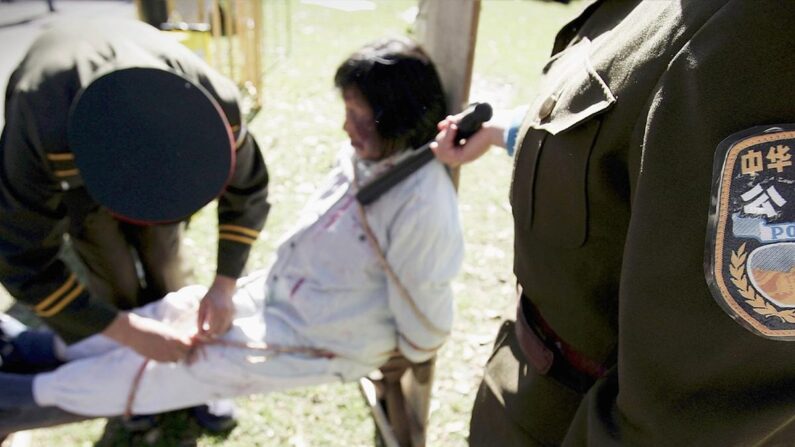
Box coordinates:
[32,278,371,417]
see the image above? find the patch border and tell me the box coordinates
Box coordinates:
[708,127,795,340]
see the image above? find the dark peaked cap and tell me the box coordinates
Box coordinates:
[67,67,235,223]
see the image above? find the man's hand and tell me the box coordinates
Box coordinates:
[196,275,237,337]
[102,312,192,362]
[430,114,506,168]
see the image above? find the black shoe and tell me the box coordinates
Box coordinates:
[0,314,59,373]
[121,414,158,433]
[0,314,26,373]
[190,403,237,433]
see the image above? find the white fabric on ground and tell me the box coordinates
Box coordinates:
[35,284,354,416]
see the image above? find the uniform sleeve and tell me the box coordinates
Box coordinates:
[216,132,270,278]
[564,2,795,445]
[0,92,117,343]
[383,163,464,363]
[502,105,530,157]
[178,50,271,279]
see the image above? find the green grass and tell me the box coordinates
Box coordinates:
[1,0,583,445]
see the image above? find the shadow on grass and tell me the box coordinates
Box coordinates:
[94,410,234,447]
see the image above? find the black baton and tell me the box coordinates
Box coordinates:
[356,102,493,205]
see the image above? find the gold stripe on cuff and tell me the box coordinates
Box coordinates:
[219,233,257,245]
[219,224,259,238]
[37,283,85,318]
[54,169,79,178]
[46,153,74,161]
[34,274,77,313]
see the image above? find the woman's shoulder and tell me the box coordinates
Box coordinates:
[390,158,458,214]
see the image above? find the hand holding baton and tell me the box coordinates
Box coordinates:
[356,102,493,205]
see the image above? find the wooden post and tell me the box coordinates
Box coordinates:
[364,6,481,447]
[415,0,481,188]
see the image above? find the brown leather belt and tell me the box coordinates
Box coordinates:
[514,291,608,393]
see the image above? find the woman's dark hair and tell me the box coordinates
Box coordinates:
[334,37,447,157]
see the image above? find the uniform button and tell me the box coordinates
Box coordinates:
[289,241,295,249]
[538,95,557,121]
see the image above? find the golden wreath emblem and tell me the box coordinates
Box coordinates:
[730,243,795,323]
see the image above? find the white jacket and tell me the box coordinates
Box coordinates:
[263,145,465,366]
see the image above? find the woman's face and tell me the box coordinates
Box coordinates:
[342,87,383,161]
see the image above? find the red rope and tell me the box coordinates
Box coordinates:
[123,337,336,419]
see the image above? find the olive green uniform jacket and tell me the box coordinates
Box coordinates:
[0,20,270,343]
[482,0,795,445]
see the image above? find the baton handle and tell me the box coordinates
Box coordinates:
[450,102,493,143]
[356,102,493,205]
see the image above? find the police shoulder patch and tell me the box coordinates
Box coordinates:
[706,125,795,340]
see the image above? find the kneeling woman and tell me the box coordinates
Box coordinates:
[0,37,463,421]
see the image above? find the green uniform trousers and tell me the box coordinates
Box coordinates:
[469,310,585,446]
[66,191,189,309]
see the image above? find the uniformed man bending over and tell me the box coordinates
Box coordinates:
[0,19,270,430]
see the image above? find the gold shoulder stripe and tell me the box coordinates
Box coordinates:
[220,234,257,245]
[54,169,80,178]
[37,283,85,318]
[219,224,260,238]
[35,274,77,313]
[46,153,75,161]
